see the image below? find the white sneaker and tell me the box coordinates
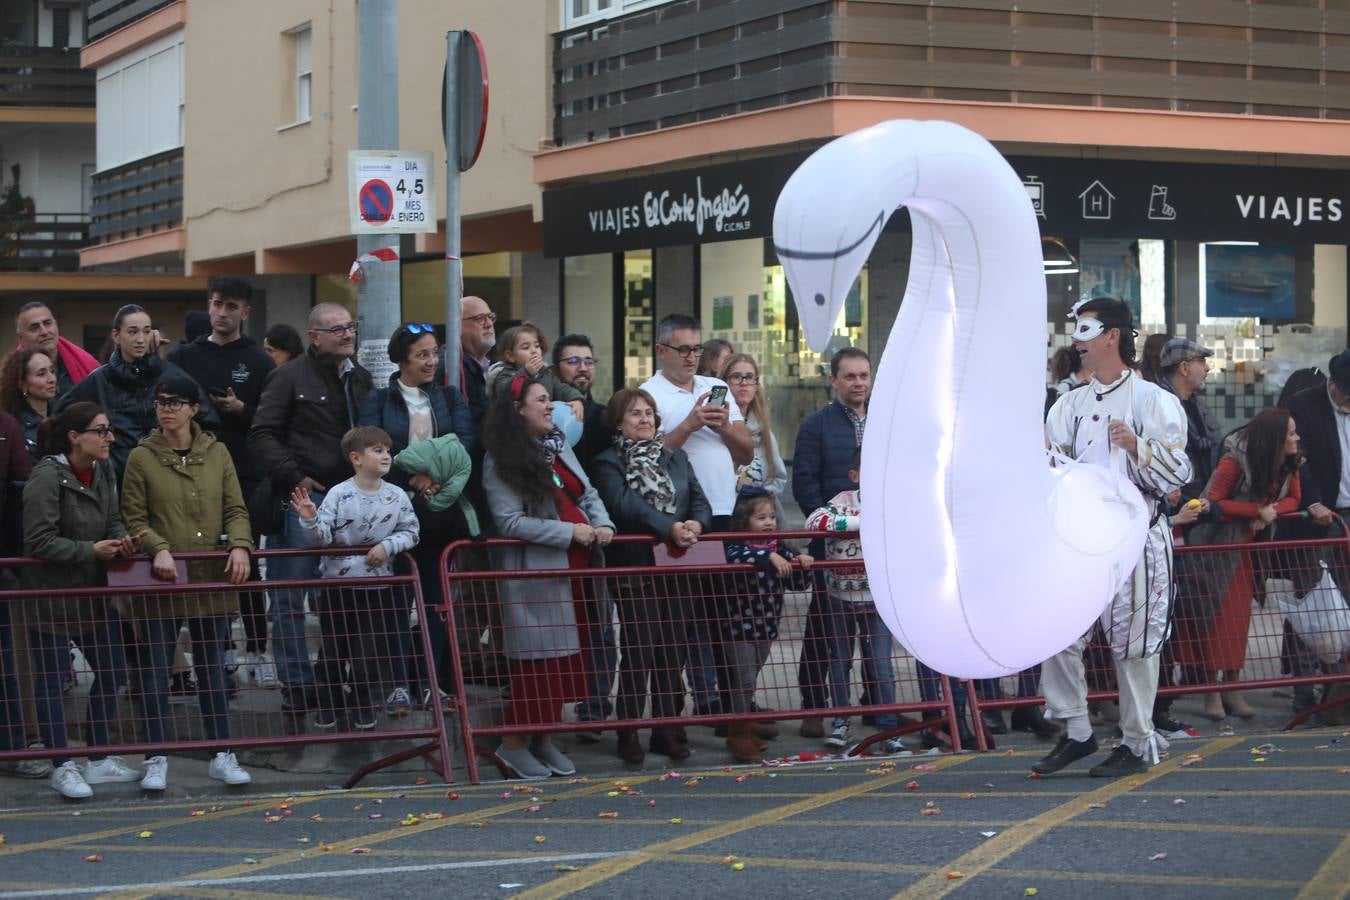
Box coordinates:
[83,756,141,784]
[51,760,92,799]
[140,756,168,791]
[252,653,278,689]
[208,751,252,785]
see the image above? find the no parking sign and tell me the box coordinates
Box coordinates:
[348,150,437,234]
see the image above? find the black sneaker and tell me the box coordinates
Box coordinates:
[1089,743,1148,778]
[351,708,378,731]
[311,710,338,731]
[1031,735,1099,774]
[1152,712,1192,734]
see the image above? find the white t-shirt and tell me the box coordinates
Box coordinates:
[640,372,744,517]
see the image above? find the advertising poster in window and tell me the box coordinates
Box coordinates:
[1204,244,1296,318]
[1079,239,1142,320]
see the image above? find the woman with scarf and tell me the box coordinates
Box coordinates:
[590,387,711,765]
[482,373,615,780]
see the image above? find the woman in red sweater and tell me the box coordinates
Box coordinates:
[1189,408,1302,720]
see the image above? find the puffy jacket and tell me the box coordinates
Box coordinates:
[358,373,478,486]
[56,351,219,480]
[120,424,254,620]
[791,400,863,516]
[248,347,373,493]
[21,454,125,636]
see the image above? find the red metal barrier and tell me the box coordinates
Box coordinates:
[0,547,454,791]
[439,531,975,784]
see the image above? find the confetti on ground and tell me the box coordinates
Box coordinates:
[137,831,153,839]
[83,853,102,863]
[1025,889,1038,896]
[367,814,382,820]
[670,818,683,825]
[554,864,580,872]
[983,783,995,791]
[500,884,524,890]
[319,842,336,852]
[906,781,920,790]
[309,815,324,822]
[648,800,657,808]
[297,837,310,844]
[526,805,543,813]
[350,848,372,855]
[188,809,205,817]
[568,777,589,784]
[414,777,428,785]
[1173,799,1187,805]
[1149,853,1167,861]
[945,871,963,880]
[731,862,746,871]
[467,821,486,828]
[981,831,998,838]
[684,778,701,787]
[1181,754,1204,767]
[534,835,546,844]
[243,857,259,865]
[422,812,446,821]
[501,792,513,799]
[447,792,461,800]
[264,816,282,823]
[598,811,620,819]
[962,793,976,800]
[401,815,420,827]
[723,856,738,864]
[663,771,685,780]
[353,804,363,811]
[912,763,936,771]
[921,802,942,816]
[1086,802,1104,810]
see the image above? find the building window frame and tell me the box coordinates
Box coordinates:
[559,0,673,31]
[284,23,313,127]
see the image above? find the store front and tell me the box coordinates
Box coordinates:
[544,150,1350,445]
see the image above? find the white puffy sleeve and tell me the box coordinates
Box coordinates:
[1044,391,1078,460]
[1130,386,1191,495]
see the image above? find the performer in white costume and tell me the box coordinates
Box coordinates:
[1036,297,1192,777]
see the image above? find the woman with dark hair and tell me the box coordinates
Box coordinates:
[23,402,142,798]
[56,305,215,479]
[590,387,710,764]
[482,374,615,779]
[1,348,58,456]
[358,323,478,708]
[1182,408,1303,720]
[1140,332,1172,384]
[262,323,304,369]
[698,338,733,378]
[1050,346,1088,395]
[120,375,254,791]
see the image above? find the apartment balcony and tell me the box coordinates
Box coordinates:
[552,0,1350,147]
[86,0,176,42]
[89,148,182,246]
[0,47,95,109]
[0,213,91,272]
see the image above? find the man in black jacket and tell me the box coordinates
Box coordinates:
[552,333,613,468]
[247,302,372,713]
[1286,351,1350,592]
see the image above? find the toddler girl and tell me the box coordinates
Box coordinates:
[486,323,585,420]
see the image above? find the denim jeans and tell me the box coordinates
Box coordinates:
[30,616,125,767]
[136,616,232,749]
[822,594,897,729]
[268,493,323,692]
[575,595,617,723]
[0,603,25,751]
[916,660,968,711]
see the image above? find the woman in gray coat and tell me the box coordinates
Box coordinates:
[590,387,710,765]
[482,373,615,780]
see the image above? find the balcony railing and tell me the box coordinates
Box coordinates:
[89,148,183,244]
[87,0,176,42]
[0,214,92,273]
[0,47,95,108]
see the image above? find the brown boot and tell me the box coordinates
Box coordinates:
[649,728,690,762]
[616,729,644,764]
[799,718,825,739]
[750,722,779,740]
[726,721,763,762]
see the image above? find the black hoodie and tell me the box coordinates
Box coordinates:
[167,333,275,489]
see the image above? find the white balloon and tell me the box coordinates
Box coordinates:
[773,120,1148,678]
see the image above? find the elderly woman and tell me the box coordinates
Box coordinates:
[23,402,142,799]
[121,375,254,791]
[482,374,615,780]
[590,388,710,765]
[359,323,478,709]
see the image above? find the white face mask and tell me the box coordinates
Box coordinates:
[1071,317,1106,343]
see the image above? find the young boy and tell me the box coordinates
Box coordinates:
[291,426,419,731]
[805,448,906,754]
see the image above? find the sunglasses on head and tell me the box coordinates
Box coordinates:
[405,323,436,335]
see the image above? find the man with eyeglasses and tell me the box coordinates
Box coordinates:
[457,296,497,426]
[248,302,373,713]
[552,334,614,468]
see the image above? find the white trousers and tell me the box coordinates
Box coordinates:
[1042,633,1160,757]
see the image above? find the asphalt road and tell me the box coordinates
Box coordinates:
[0,728,1346,899]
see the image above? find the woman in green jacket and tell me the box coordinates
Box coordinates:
[24,402,142,799]
[120,375,254,791]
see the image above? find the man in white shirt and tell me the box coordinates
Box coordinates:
[641,314,754,719]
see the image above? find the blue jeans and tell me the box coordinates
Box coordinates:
[30,616,125,767]
[916,660,968,711]
[0,603,25,751]
[976,667,1041,701]
[268,494,322,693]
[822,595,897,729]
[575,596,617,723]
[137,616,231,749]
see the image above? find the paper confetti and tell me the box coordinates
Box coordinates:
[598,811,619,819]
[415,777,428,785]
[945,871,963,880]
[264,815,282,823]
[401,815,420,827]
[309,815,324,822]
[367,814,383,820]
[1173,799,1187,805]
[981,831,998,837]
[534,835,547,844]
[83,853,103,862]
[243,857,259,865]
[137,831,153,839]
[501,792,513,799]
[466,821,486,828]
[732,862,746,871]
[962,793,976,800]
[606,791,620,797]
[723,856,739,864]
[648,800,657,808]
[670,818,684,825]
[188,809,206,817]
[422,812,446,821]
[354,804,364,811]
[1181,754,1203,767]
[1025,889,1038,896]
[447,792,461,800]
[319,842,336,852]
[1149,852,1167,861]
[554,864,580,872]
[526,805,543,813]
[350,848,372,855]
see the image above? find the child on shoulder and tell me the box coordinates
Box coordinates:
[805,447,905,755]
[291,426,420,732]
[485,323,585,420]
[722,488,812,762]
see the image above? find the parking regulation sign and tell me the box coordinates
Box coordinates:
[348,150,437,234]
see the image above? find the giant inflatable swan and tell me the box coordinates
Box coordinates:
[773,120,1148,678]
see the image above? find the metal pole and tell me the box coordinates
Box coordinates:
[443,30,463,390]
[356,0,400,386]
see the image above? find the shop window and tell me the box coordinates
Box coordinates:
[623,250,654,389]
[563,252,616,399]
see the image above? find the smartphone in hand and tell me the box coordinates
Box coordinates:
[706,385,728,407]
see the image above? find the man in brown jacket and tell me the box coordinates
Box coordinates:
[247,303,372,711]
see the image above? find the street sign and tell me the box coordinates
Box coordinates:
[347,150,437,234]
[442,30,488,172]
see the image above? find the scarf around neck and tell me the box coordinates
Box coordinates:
[616,433,676,514]
[536,428,567,465]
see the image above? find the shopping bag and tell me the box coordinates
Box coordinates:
[1275,562,1350,666]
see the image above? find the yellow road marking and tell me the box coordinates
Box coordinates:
[512,753,979,899]
[96,775,659,900]
[891,736,1244,900]
[1297,829,1350,900]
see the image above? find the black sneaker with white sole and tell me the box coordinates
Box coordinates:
[1089,743,1149,778]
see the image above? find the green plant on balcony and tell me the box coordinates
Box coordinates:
[0,164,36,259]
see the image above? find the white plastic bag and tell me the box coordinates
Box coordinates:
[1275,562,1350,666]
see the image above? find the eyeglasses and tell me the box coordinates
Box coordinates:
[153,397,191,411]
[312,322,359,336]
[659,342,704,359]
[405,322,436,335]
[79,425,113,438]
[725,373,759,385]
[463,312,497,326]
[559,356,597,369]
